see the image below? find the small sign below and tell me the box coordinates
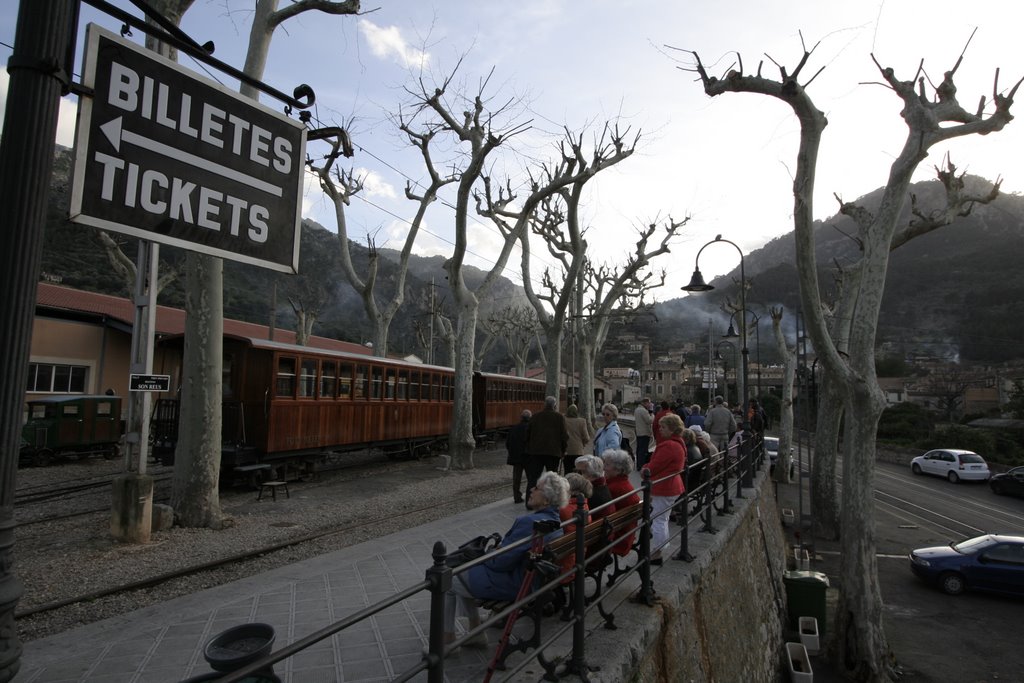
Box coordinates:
[129,374,171,392]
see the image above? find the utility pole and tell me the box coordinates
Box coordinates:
[428,277,435,365]
[0,2,78,677]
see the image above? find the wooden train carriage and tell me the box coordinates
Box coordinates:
[20,394,122,465]
[472,372,547,435]
[227,337,457,460]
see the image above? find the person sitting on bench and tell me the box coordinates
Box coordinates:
[443,471,569,646]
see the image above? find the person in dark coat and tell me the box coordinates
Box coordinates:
[524,396,568,507]
[506,410,531,504]
[443,471,568,646]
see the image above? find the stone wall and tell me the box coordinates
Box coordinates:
[560,467,790,682]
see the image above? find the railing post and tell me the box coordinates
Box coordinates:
[741,425,754,489]
[673,484,694,561]
[566,494,589,675]
[720,448,733,515]
[700,462,717,534]
[425,541,452,683]
[636,469,656,605]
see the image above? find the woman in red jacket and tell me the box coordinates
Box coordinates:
[602,449,640,556]
[645,413,686,563]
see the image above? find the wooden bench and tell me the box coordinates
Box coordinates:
[257,480,289,501]
[482,503,643,676]
[233,463,271,489]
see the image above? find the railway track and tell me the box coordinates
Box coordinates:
[15,478,509,620]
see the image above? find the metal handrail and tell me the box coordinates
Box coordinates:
[198,445,761,683]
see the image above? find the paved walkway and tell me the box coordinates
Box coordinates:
[19,496,530,683]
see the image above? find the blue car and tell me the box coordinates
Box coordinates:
[909,534,1024,596]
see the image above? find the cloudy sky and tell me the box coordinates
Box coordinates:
[3,0,1023,300]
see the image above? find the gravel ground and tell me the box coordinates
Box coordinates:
[13,446,512,643]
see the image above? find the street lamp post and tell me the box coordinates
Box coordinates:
[715,340,738,408]
[683,236,749,416]
[725,309,761,401]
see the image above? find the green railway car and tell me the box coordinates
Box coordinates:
[20,395,123,466]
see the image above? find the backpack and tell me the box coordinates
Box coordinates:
[445,532,502,568]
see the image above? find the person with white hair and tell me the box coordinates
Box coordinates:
[573,453,613,520]
[444,471,568,646]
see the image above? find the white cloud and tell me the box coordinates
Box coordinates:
[358,19,430,69]
[356,167,398,199]
[0,70,78,147]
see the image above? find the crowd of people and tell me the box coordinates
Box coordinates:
[447,394,768,646]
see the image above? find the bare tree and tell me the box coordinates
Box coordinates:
[770,306,796,483]
[484,125,638,396]
[574,217,686,423]
[310,117,456,356]
[813,161,1001,540]
[923,364,973,422]
[485,305,539,376]
[689,37,1021,681]
[408,64,630,468]
[172,0,362,528]
[96,231,181,296]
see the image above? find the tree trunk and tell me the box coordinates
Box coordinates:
[771,314,796,484]
[544,326,564,398]
[811,371,842,539]
[449,301,478,469]
[172,253,224,527]
[834,386,891,681]
[578,339,597,430]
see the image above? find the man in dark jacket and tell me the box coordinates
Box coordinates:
[506,410,531,503]
[524,396,568,507]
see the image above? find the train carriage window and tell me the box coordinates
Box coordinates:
[410,371,420,400]
[430,374,440,401]
[354,365,368,399]
[62,405,80,416]
[299,359,318,398]
[97,401,112,415]
[321,361,337,399]
[337,363,352,399]
[276,357,297,397]
[397,370,409,400]
[385,368,397,399]
[370,366,383,399]
[442,375,452,401]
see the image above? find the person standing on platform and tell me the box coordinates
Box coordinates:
[633,397,654,471]
[645,413,687,564]
[562,404,593,475]
[704,395,737,454]
[524,396,568,507]
[506,409,531,504]
[593,403,622,458]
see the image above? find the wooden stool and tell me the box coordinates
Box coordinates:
[257,481,289,501]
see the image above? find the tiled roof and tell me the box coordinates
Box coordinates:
[35,282,372,356]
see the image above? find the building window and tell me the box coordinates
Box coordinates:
[27,363,87,394]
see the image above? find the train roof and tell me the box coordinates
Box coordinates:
[238,335,457,372]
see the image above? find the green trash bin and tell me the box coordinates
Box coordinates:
[783,570,829,637]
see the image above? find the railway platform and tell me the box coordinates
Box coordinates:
[17,457,839,683]
[18,493,529,683]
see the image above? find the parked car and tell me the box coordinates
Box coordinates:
[990,466,1024,498]
[910,449,990,483]
[909,534,1024,596]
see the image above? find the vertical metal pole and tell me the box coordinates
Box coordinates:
[636,470,655,605]
[568,495,588,673]
[0,1,78,678]
[425,542,451,683]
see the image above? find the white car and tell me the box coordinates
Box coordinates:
[910,449,990,483]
